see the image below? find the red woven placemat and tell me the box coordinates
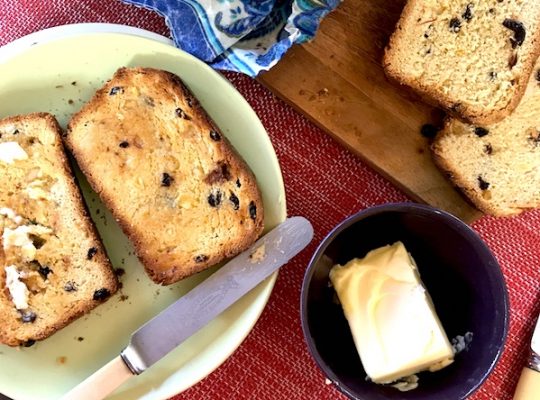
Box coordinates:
[1,1,539,399]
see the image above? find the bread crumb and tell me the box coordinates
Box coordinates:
[318,88,329,97]
[249,244,266,263]
[325,378,332,385]
[56,356,67,364]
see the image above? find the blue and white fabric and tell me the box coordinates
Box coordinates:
[123,0,341,77]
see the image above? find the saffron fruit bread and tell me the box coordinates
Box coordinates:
[432,63,540,217]
[384,0,540,124]
[0,113,118,347]
[65,67,264,285]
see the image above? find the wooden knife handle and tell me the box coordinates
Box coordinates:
[514,367,540,400]
[61,355,134,400]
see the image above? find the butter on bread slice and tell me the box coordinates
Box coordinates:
[384,0,540,124]
[65,67,264,285]
[0,113,118,347]
[432,62,540,217]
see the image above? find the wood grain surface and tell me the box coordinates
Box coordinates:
[259,0,482,222]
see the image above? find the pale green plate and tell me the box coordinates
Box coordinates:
[0,25,286,400]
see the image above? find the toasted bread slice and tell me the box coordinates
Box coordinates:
[384,0,540,124]
[0,113,118,347]
[66,67,264,284]
[432,63,540,217]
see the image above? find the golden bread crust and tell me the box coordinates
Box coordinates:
[66,68,264,285]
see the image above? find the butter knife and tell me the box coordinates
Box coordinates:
[514,312,540,399]
[62,216,313,400]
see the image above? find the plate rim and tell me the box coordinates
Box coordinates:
[0,23,174,62]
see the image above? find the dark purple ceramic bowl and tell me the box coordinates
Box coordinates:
[301,203,509,400]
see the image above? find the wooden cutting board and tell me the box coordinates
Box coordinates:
[259,0,482,223]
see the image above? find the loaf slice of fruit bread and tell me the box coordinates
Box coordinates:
[0,113,118,347]
[432,63,540,216]
[66,67,264,285]
[384,0,540,124]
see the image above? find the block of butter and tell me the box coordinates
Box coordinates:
[329,241,454,386]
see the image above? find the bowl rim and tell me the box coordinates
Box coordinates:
[300,202,510,400]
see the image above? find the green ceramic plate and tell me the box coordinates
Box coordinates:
[0,25,286,400]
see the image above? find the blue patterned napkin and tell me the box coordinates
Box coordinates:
[123,0,341,77]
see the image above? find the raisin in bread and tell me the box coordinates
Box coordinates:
[65,67,264,285]
[432,64,540,216]
[384,0,540,124]
[0,113,118,347]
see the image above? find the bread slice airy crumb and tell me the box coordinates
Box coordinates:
[0,113,118,347]
[65,67,264,285]
[432,63,540,217]
[384,0,540,124]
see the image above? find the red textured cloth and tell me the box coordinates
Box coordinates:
[1,1,539,399]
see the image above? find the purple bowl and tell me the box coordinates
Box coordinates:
[301,203,509,400]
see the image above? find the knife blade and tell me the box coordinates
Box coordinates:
[62,216,313,400]
[514,312,540,400]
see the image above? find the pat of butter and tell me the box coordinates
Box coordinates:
[329,241,454,385]
[0,207,23,225]
[3,224,52,262]
[0,142,28,164]
[25,180,50,200]
[4,265,29,310]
